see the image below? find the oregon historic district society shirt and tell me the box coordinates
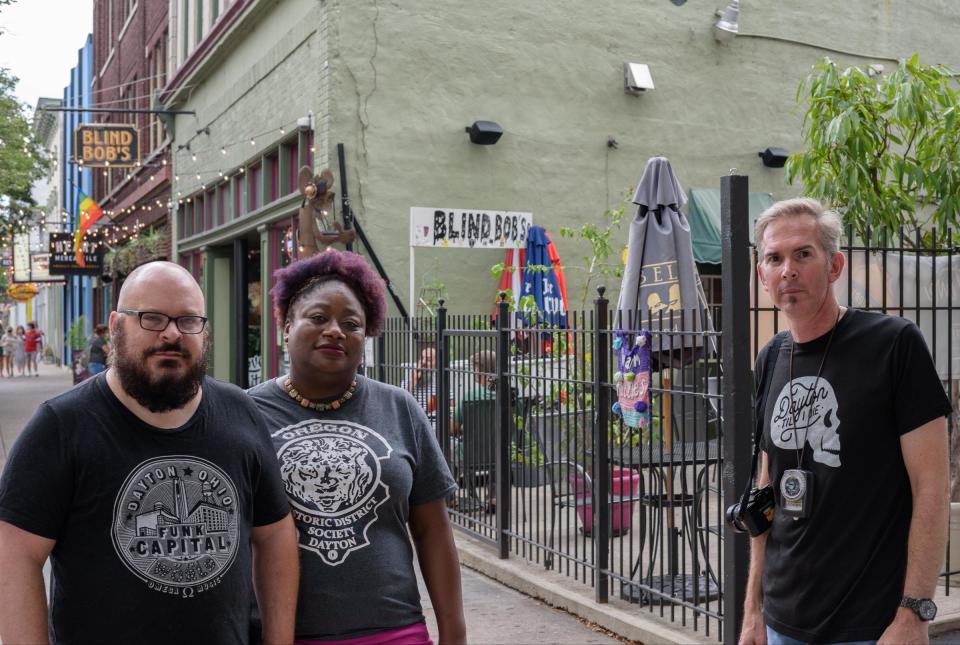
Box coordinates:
[248,375,457,641]
[0,374,290,645]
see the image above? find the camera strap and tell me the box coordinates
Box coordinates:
[736,331,789,514]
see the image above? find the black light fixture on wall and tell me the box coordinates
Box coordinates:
[759,147,789,168]
[465,121,503,145]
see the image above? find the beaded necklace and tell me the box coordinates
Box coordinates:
[283,377,357,411]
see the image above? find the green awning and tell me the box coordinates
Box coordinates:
[686,188,775,264]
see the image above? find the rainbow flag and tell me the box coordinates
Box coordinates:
[73,192,104,267]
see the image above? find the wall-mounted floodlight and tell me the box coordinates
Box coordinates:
[624,63,654,95]
[714,0,739,42]
[465,121,503,145]
[759,147,789,168]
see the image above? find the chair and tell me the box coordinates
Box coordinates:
[459,398,497,511]
[542,459,646,570]
[458,394,530,511]
[692,376,723,585]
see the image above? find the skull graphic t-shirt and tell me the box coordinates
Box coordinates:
[758,310,951,643]
[248,375,456,640]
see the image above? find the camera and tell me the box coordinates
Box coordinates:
[725,485,775,536]
[780,468,814,519]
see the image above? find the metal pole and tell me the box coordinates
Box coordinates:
[232,238,249,388]
[496,293,511,559]
[721,174,751,644]
[593,286,610,603]
[437,299,451,465]
[336,143,354,253]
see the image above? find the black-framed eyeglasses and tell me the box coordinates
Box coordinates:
[118,309,208,334]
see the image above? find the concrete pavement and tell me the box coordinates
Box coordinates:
[0,365,631,645]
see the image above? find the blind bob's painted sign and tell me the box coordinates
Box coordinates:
[49,232,102,275]
[410,207,532,249]
[74,123,140,167]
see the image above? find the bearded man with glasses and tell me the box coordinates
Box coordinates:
[0,261,299,645]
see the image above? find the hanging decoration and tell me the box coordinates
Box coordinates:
[612,329,652,429]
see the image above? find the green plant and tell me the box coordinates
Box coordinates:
[68,316,87,351]
[787,54,960,242]
[104,228,167,276]
[558,191,630,308]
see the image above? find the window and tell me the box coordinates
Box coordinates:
[248,163,261,212]
[195,0,204,48]
[285,140,298,194]
[148,34,167,152]
[206,189,215,229]
[217,186,226,225]
[181,0,189,62]
[233,174,243,219]
[265,153,278,203]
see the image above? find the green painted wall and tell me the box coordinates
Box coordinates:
[168,0,960,316]
[327,0,960,312]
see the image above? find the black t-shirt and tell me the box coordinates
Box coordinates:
[0,374,291,645]
[757,309,952,642]
[88,335,108,363]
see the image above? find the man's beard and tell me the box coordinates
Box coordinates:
[110,324,210,413]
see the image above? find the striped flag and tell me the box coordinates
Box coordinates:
[73,192,104,267]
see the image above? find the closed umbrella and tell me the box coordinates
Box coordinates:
[615,156,717,605]
[520,226,569,329]
[616,156,710,352]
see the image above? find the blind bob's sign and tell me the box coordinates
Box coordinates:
[74,124,140,167]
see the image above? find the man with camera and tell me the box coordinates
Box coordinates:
[737,198,951,645]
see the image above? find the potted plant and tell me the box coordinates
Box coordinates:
[68,316,88,384]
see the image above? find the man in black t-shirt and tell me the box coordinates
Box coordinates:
[0,261,299,644]
[740,199,951,645]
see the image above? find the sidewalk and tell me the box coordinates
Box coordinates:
[0,361,73,470]
[0,366,626,645]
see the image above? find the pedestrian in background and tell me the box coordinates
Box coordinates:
[22,321,42,377]
[739,198,951,645]
[402,346,438,416]
[12,326,26,377]
[249,248,466,645]
[0,327,15,377]
[86,324,110,376]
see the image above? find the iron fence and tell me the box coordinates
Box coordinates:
[368,296,727,639]
[364,221,958,640]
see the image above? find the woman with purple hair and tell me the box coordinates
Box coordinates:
[248,248,465,645]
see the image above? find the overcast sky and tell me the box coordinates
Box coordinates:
[0,0,93,111]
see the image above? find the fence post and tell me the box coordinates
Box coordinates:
[721,174,752,644]
[376,333,386,384]
[436,299,451,465]
[593,286,610,603]
[496,292,511,559]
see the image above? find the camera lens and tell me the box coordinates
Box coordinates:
[725,503,746,533]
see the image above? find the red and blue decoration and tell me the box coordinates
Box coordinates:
[612,329,652,429]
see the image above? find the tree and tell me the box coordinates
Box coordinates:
[0,67,48,241]
[786,54,960,241]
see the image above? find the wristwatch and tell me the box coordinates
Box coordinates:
[900,596,937,621]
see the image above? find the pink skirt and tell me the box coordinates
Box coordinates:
[295,621,433,645]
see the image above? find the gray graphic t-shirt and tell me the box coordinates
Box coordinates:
[248,375,456,640]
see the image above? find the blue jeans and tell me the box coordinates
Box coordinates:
[87,362,106,375]
[766,626,876,645]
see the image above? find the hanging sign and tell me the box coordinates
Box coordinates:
[410,207,532,249]
[49,232,102,275]
[74,123,140,167]
[7,283,39,302]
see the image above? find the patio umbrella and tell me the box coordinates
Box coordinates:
[520,225,569,329]
[616,156,711,363]
[614,156,717,604]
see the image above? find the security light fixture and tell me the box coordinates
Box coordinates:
[759,147,789,168]
[624,63,654,94]
[465,121,503,145]
[714,0,739,42]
